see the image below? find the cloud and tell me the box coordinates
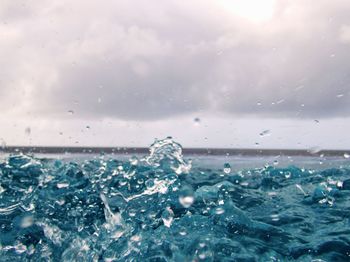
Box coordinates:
[1,0,350,121]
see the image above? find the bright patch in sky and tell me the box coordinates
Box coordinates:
[219,0,276,22]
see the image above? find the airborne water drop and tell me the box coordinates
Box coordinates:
[259,130,271,137]
[223,163,231,174]
[161,207,174,228]
[25,127,31,136]
[179,185,194,208]
[194,117,201,126]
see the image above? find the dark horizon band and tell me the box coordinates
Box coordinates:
[1,146,349,157]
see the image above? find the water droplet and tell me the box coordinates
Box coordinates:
[68,110,74,115]
[130,235,141,242]
[1,139,6,149]
[129,156,138,165]
[179,196,194,208]
[285,171,291,179]
[145,178,155,189]
[57,182,69,189]
[128,210,137,217]
[111,230,124,239]
[56,198,65,205]
[195,243,213,260]
[86,125,90,130]
[25,127,31,135]
[0,185,5,194]
[179,185,194,208]
[98,97,102,103]
[14,242,27,254]
[296,184,308,196]
[344,153,350,159]
[161,207,174,228]
[27,245,35,255]
[308,146,322,154]
[21,215,34,228]
[119,179,128,186]
[273,160,279,166]
[259,130,271,137]
[194,117,201,126]
[215,207,225,215]
[179,228,187,236]
[223,163,231,174]
[270,214,280,221]
[337,181,343,188]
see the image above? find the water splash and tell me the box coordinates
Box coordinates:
[0,139,350,261]
[144,137,191,174]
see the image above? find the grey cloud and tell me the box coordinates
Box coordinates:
[1,0,350,120]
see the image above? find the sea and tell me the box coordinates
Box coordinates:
[0,137,350,261]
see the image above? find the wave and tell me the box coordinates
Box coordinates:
[0,138,350,261]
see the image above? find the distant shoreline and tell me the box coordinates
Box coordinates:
[1,146,349,157]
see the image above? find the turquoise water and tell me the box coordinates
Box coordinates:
[0,138,350,261]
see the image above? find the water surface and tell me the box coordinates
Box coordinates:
[1,138,350,261]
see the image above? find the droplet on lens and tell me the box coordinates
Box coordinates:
[259,130,271,137]
[25,127,31,136]
[178,185,194,208]
[194,117,201,126]
[223,163,231,174]
[179,196,194,208]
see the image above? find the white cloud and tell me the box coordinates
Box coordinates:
[1,0,350,147]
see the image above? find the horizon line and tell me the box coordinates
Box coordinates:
[1,146,349,157]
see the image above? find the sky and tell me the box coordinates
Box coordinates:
[1,0,350,149]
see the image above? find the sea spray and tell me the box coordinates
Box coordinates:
[0,138,350,261]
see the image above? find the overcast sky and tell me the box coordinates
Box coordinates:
[1,0,350,149]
